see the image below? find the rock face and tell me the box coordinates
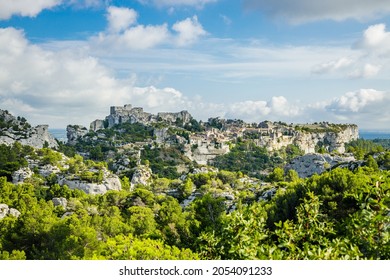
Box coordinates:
[66,125,88,145]
[0,204,21,219]
[58,169,121,195]
[19,125,59,149]
[254,123,359,154]
[0,110,58,149]
[90,119,105,131]
[157,110,192,124]
[285,153,356,178]
[52,197,68,208]
[12,167,33,184]
[90,104,193,131]
[187,144,230,165]
[131,165,152,190]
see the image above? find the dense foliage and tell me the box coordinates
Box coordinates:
[212,141,303,178]
[1,142,389,260]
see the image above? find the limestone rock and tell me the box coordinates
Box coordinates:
[52,197,68,208]
[37,164,61,177]
[58,169,121,195]
[66,125,88,145]
[8,208,21,218]
[19,125,58,149]
[0,109,58,149]
[285,153,355,178]
[90,119,105,131]
[12,167,33,184]
[0,204,21,219]
[131,165,152,190]
[0,204,9,219]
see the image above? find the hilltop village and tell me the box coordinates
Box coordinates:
[68,104,359,166]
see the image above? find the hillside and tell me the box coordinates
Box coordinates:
[0,109,58,149]
[0,106,389,260]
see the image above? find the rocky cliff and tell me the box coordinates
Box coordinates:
[89,104,194,131]
[254,122,359,154]
[66,125,88,145]
[285,153,356,178]
[0,109,58,149]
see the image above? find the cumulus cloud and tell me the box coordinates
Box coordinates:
[106,6,138,33]
[243,0,390,24]
[94,7,206,49]
[0,27,190,127]
[223,97,301,122]
[172,16,207,46]
[326,89,386,113]
[311,24,390,79]
[354,23,390,56]
[0,0,62,20]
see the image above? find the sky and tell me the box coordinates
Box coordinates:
[0,0,390,131]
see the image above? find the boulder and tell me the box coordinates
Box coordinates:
[0,204,9,219]
[52,197,68,208]
[131,165,152,190]
[12,167,33,184]
[58,168,122,195]
[0,204,21,219]
[66,125,88,145]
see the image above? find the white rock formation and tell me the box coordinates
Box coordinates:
[66,125,88,145]
[52,197,68,208]
[12,167,33,184]
[285,153,356,178]
[0,204,21,219]
[58,169,121,195]
[130,165,152,190]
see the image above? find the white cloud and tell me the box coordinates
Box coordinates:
[355,23,390,56]
[348,63,381,79]
[243,0,390,24]
[172,16,207,46]
[0,0,62,20]
[0,27,190,127]
[93,7,207,50]
[107,6,138,33]
[311,24,390,79]
[95,24,170,50]
[223,97,301,122]
[312,57,354,74]
[326,89,385,113]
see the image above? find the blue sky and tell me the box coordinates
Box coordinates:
[0,0,390,131]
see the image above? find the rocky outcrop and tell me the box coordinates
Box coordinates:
[12,167,33,184]
[58,177,121,195]
[131,165,152,190]
[0,109,58,149]
[52,197,68,208]
[90,104,193,131]
[58,169,121,195]
[255,123,359,154]
[157,110,192,124]
[90,119,105,131]
[285,153,356,178]
[185,143,230,165]
[0,204,21,219]
[66,125,88,145]
[19,125,58,149]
